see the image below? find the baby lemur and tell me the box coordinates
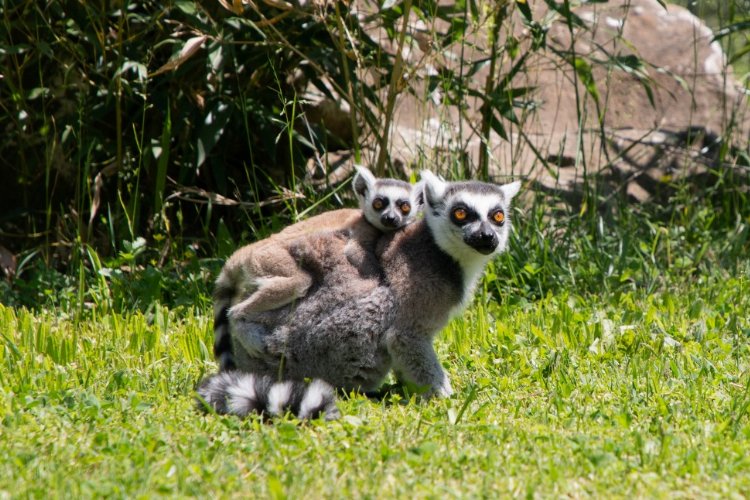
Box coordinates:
[198,171,521,420]
[212,166,423,372]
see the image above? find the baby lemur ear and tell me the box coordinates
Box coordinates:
[352,165,376,198]
[412,179,426,208]
[501,180,522,202]
[419,170,446,207]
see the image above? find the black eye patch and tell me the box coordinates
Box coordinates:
[488,205,505,225]
[396,199,412,214]
[450,204,478,225]
[372,197,388,211]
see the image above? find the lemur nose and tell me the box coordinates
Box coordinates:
[381,214,399,228]
[465,222,499,254]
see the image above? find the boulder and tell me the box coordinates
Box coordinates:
[305,0,749,201]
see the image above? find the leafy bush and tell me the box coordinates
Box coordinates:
[1,0,393,259]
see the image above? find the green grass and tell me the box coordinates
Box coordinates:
[2,267,749,497]
[2,165,749,497]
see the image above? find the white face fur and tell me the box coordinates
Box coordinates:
[420,170,521,284]
[353,166,423,232]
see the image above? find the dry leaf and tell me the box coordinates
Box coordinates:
[217,0,234,11]
[89,164,119,227]
[149,35,208,78]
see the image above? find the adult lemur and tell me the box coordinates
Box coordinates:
[198,172,521,421]
[212,166,423,372]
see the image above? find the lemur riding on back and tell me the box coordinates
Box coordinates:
[212,166,423,371]
[199,172,521,421]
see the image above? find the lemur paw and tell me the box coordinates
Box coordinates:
[436,377,454,398]
[421,377,453,399]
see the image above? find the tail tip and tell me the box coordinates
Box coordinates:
[196,372,340,421]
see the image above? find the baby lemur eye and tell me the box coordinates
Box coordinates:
[452,208,467,221]
[372,198,386,211]
[399,202,411,214]
[491,210,505,225]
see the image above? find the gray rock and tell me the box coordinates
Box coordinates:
[304,0,749,201]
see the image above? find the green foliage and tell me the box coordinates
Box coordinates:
[0,0,396,265]
[4,164,748,313]
[2,273,750,496]
[493,172,750,304]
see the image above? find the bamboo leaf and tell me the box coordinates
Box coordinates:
[516,0,533,22]
[572,56,600,104]
[713,19,750,40]
[196,101,233,168]
[149,35,208,78]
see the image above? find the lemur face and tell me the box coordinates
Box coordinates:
[421,170,521,259]
[353,166,424,232]
[447,196,505,254]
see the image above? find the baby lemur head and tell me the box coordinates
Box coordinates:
[420,170,521,261]
[353,166,423,232]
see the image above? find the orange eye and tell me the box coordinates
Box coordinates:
[453,208,467,221]
[400,202,411,215]
[492,210,505,224]
[372,198,385,210]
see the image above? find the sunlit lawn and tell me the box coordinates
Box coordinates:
[2,271,749,497]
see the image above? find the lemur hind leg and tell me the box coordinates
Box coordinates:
[229,273,313,318]
[229,242,314,318]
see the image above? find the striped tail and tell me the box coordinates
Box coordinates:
[213,275,236,371]
[196,371,340,421]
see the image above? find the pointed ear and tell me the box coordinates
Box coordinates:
[419,170,446,207]
[412,179,426,208]
[500,180,521,202]
[352,165,375,199]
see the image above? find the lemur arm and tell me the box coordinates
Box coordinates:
[385,328,453,398]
